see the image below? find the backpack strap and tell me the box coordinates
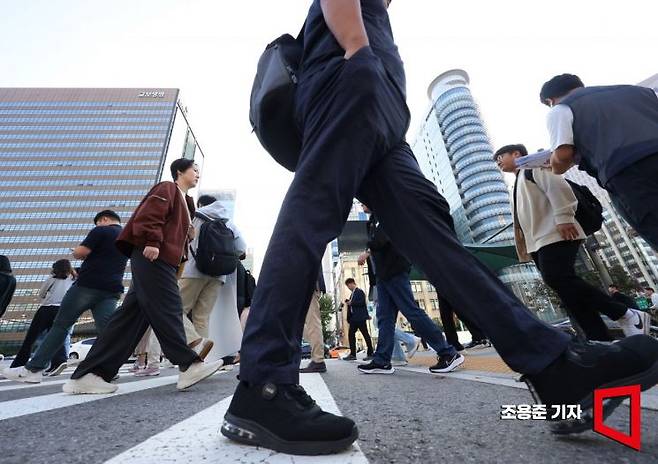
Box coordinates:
[523,169,536,184]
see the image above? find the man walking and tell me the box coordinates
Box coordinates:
[357,208,463,375]
[63,159,223,394]
[3,210,128,383]
[180,194,246,360]
[343,278,374,361]
[223,1,658,455]
[541,74,658,251]
[496,143,649,341]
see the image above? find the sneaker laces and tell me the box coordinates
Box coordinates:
[285,384,316,409]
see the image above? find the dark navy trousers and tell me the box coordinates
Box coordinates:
[239,46,571,385]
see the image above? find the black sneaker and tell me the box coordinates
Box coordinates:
[342,355,357,361]
[464,339,489,350]
[523,335,658,435]
[221,382,358,455]
[429,353,465,373]
[300,361,327,373]
[357,361,394,375]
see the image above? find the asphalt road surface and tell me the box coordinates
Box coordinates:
[1,358,656,463]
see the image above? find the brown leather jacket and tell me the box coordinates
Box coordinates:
[116,181,195,268]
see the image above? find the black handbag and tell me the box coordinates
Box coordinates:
[249,27,305,172]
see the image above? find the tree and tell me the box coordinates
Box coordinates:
[607,264,639,295]
[319,294,335,344]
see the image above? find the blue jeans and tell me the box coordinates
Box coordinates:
[374,272,456,365]
[391,328,416,362]
[26,285,120,371]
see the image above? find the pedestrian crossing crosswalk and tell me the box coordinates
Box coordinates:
[0,362,368,463]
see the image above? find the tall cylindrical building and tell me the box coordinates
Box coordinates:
[418,69,512,244]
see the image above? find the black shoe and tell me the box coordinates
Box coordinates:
[362,355,374,362]
[357,361,394,375]
[429,353,465,373]
[523,335,658,435]
[464,339,489,350]
[221,382,358,455]
[342,355,357,361]
[300,361,327,373]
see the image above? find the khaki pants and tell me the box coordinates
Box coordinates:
[135,327,162,367]
[303,290,324,363]
[179,277,222,344]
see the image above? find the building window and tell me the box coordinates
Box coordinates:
[430,299,439,310]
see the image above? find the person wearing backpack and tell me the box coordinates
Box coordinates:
[495,144,650,341]
[180,194,246,360]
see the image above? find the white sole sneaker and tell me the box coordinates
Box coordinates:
[358,367,395,374]
[2,366,42,383]
[619,309,651,337]
[62,373,118,394]
[177,359,224,391]
[430,354,465,373]
[47,362,68,377]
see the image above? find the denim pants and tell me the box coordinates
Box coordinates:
[391,328,416,362]
[374,272,456,365]
[26,285,120,371]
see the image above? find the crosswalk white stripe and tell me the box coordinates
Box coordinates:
[104,373,369,464]
[0,379,69,393]
[0,374,180,421]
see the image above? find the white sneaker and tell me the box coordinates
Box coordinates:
[391,359,408,366]
[2,366,42,383]
[63,373,119,394]
[190,338,215,361]
[177,359,223,391]
[617,309,651,337]
[406,337,421,359]
[47,362,68,377]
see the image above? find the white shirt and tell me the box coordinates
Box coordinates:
[547,89,658,152]
[39,276,74,307]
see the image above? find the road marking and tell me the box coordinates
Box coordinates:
[0,374,179,421]
[105,373,368,464]
[397,365,658,411]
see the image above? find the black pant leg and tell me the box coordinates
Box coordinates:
[438,297,462,350]
[348,324,358,356]
[534,241,622,341]
[358,143,571,375]
[129,252,199,369]
[358,322,374,356]
[11,306,57,368]
[71,286,149,382]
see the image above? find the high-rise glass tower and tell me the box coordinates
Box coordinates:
[0,88,204,352]
[412,69,512,244]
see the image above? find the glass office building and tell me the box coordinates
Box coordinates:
[411,69,513,244]
[0,88,204,353]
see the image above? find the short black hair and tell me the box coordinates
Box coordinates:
[608,284,619,289]
[94,209,121,224]
[493,144,528,160]
[170,158,196,181]
[52,259,73,279]
[0,255,11,274]
[197,195,217,208]
[540,74,584,105]
[345,278,356,286]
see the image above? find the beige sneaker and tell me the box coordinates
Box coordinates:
[2,366,42,383]
[177,359,224,391]
[63,373,119,394]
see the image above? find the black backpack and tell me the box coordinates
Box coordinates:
[191,212,238,277]
[524,170,604,236]
[249,26,305,172]
[244,270,257,308]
